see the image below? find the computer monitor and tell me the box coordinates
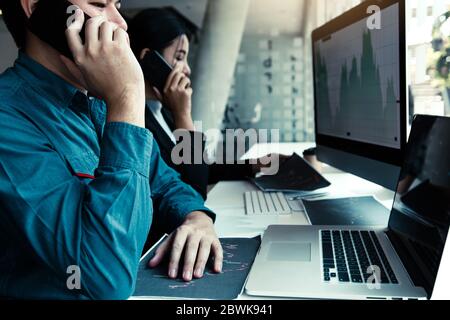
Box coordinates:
[312,0,407,190]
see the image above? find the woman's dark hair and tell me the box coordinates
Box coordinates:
[128,7,197,58]
[0,0,28,48]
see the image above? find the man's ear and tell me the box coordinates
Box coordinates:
[140,48,151,61]
[20,0,40,18]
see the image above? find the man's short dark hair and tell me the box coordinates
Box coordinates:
[0,0,28,48]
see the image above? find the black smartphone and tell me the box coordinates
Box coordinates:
[140,50,174,94]
[28,0,89,60]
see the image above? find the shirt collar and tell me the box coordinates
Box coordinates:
[14,51,80,108]
[147,100,163,114]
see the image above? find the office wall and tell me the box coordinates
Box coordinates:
[221,0,363,143]
[190,0,250,139]
[221,0,310,143]
[0,19,18,73]
[224,35,313,142]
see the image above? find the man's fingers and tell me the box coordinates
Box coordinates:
[113,27,129,45]
[66,8,84,32]
[182,236,201,282]
[99,21,115,43]
[65,9,85,58]
[85,15,105,49]
[211,240,223,273]
[194,240,212,279]
[148,235,173,268]
[168,230,188,279]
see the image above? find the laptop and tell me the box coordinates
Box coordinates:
[245,115,450,300]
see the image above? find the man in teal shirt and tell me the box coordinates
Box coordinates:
[0,0,223,299]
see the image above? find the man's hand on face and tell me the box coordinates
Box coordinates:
[148,212,223,282]
[63,9,146,128]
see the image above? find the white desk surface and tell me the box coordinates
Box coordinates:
[208,142,396,227]
[206,142,401,300]
[134,142,450,300]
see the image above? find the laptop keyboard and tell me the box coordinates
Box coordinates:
[244,191,292,215]
[321,230,398,284]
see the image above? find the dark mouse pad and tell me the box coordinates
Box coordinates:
[133,237,261,299]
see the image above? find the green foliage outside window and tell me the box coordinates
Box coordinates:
[431,11,450,87]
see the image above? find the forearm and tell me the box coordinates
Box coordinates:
[1,122,153,300]
[175,131,209,199]
[106,86,146,128]
[173,113,195,131]
[154,179,215,231]
[55,123,153,299]
[150,142,215,231]
[185,211,214,224]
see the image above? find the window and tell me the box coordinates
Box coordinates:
[223,0,362,143]
[407,2,450,120]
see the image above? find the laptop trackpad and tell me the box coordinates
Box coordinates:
[268,242,311,262]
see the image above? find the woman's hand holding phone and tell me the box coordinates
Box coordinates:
[64,9,146,128]
[153,62,195,131]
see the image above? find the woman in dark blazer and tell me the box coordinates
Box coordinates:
[128,8,270,200]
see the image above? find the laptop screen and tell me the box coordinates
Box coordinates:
[388,115,450,298]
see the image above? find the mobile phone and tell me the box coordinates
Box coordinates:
[28,0,89,60]
[140,51,174,94]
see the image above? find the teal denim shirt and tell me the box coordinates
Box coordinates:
[0,53,214,300]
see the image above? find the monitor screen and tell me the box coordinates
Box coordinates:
[312,0,407,190]
[314,2,401,149]
[388,115,450,299]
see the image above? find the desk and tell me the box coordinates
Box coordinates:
[206,142,398,300]
[131,142,450,300]
[207,143,396,237]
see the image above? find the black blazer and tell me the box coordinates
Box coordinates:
[145,105,253,199]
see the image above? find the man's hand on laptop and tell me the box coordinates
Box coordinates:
[148,212,223,282]
[64,10,146,128]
